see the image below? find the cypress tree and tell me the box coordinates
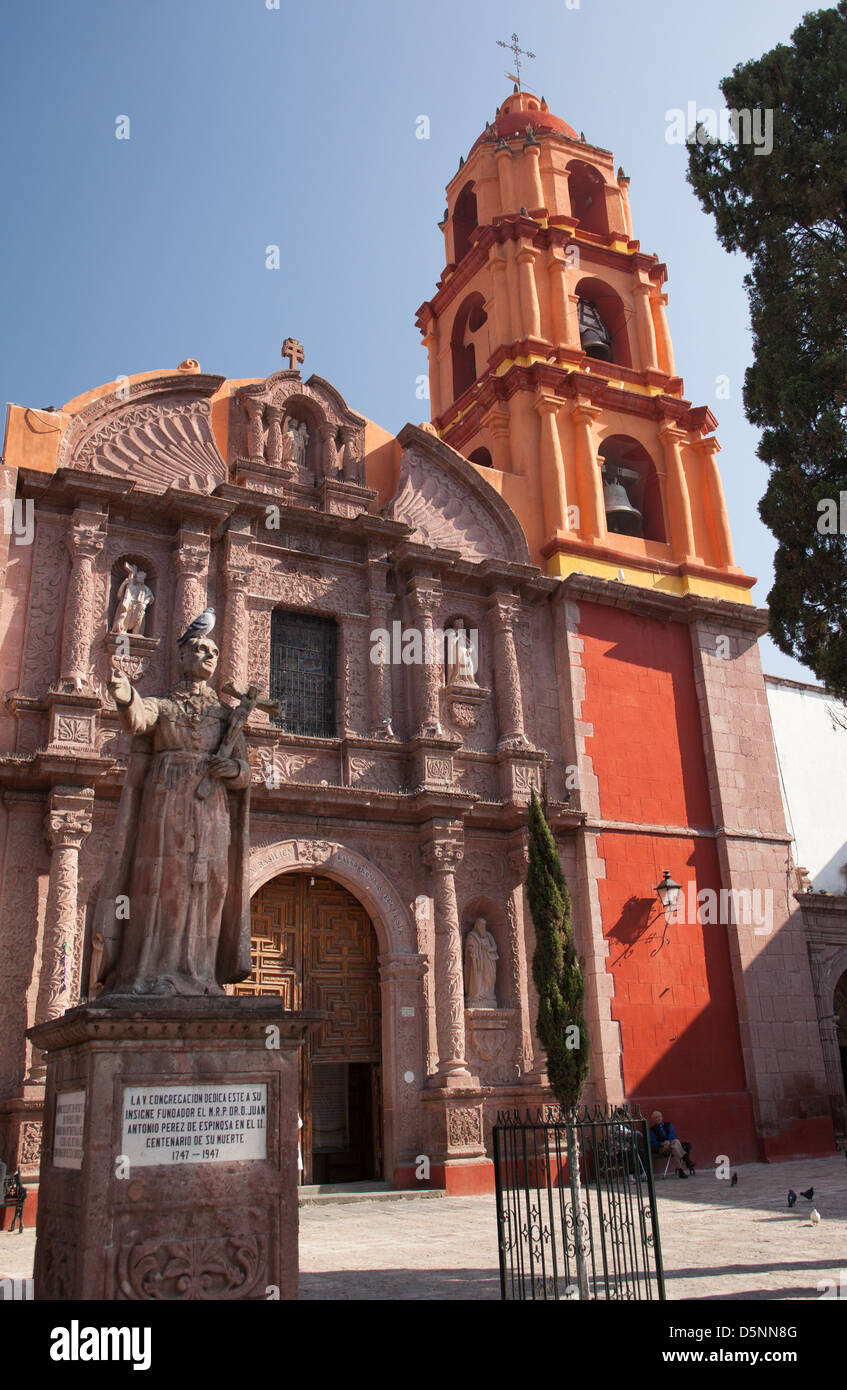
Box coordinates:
[527,788,589,1109]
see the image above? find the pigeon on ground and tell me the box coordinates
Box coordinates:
[800,1187,814,1200]
[787,1189,797,1207]
[731,1172,738,1187]
[178,609,216,646]
[809,1208,821,1225]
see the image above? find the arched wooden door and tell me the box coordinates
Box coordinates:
[236,873,382,1183]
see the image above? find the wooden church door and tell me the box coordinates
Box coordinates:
[235,873,382,1183]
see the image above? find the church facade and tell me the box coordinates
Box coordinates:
[0,89,837,1202]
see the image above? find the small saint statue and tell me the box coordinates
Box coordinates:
[112,562,154,636]
[282,418,309,470]
[463,916,498,1009]
[91,629,253,997]
[446,618,478,688]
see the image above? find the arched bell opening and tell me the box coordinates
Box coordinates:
[450,292,488,402]
[467,446,493,469]
[575,277,632,368]
[452,182,479,264]
[567,159,609,238]
[238,872,383,1185]
[599,435,666,542]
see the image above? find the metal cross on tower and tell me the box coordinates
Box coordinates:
[496,31,536,90]
[282,337,305,372]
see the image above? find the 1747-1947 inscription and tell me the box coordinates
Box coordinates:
[121,1082,268,1167]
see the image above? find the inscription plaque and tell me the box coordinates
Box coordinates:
[54,1090,86,1170]
[120,1082,268,1168]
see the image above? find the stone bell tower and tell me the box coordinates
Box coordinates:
[416,88,837,1163]
[416,86,748,605]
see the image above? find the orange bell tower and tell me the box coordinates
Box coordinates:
[416,88,753,604]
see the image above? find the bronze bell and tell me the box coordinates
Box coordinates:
[578,299,613,361]
[603,477,643,536]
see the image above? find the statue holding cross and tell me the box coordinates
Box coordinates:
[282,337,305,373]
[91,628,277,998]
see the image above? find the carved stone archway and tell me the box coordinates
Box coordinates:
[248,838,426,1184]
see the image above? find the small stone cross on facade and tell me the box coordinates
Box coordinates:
[282,337,305,373]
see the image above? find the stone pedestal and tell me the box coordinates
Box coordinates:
[28,997,321,1301]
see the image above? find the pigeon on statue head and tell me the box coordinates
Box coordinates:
[178,609,216,647]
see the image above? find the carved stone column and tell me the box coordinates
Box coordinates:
[172,529,210,681]
[547,251,579,351]
[508,840,541,1076]
[221,529,253,692]
[658,423,699,562]
[406,579,443,737]
[319,422,338,480]
[27,787,93,1079]
[421,829,474,1086]
[242,396,266,461]
[59,512,106,690]
[265,405,284,467]
[652,290,676,377]
[487,592,527,749]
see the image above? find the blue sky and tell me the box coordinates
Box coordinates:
[0,0,822,681]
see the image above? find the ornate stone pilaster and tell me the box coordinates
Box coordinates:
[265,405,284,467]
[368,587,396,738]
[27,787,93,1079]
[421,828,473,1086]
[59,511,106,690]
[487,592,527,749]
[405,579,443,738]
[220,538,253,693]
[319,422,338,480]
[172,530,210,681]
[242,396,265,462]
[508,840,544,1078]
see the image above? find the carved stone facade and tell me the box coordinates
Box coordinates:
[0,361,838,1199]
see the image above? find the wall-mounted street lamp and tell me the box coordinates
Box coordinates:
[655,870,682,919]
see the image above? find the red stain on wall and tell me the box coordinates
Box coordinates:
[579,603,758,1162]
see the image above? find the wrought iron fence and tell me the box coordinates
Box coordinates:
[493,1105,665,1301]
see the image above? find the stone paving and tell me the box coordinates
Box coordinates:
[2,1153,845,1300]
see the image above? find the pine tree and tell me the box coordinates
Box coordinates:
[527,789,589,1109]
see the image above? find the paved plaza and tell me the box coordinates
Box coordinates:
[2,1153,845,1300]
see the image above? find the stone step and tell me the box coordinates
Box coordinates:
[298,1182,445,1206]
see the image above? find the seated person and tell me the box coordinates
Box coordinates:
[649,1110,694,1177]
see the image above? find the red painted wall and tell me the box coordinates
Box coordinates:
[579,603,758,1163]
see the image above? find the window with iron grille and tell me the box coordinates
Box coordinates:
[270,611,337,738]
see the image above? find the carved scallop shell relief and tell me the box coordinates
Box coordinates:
[64,396,227,495]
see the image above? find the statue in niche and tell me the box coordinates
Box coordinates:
[282,418,309,471]
[464,916,499,1008]
[91,627,257,997]
[112,562,154,636]
[446,618,478,689]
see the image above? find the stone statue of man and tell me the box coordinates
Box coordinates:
[463,916,498,1008]
[112,562,154,635]
[91,634,252,997]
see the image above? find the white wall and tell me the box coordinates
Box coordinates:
[765,676,847,894]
